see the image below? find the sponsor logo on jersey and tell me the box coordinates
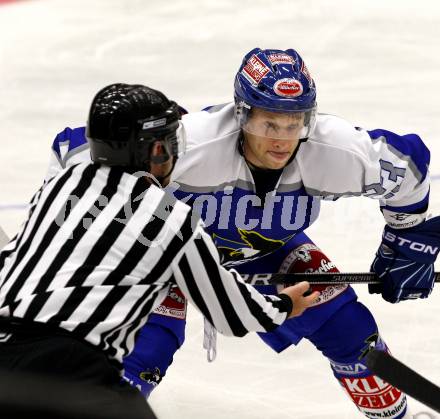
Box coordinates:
[278,243,347,306]
[273,78,303,97]
[304,259,337,274]
[340,375,404,409]
[242,54,270,85]
[307,284,347,306]
[358,394,407,419]
[331,361,368,376]
[268,53,295,65]
[153,286,187,319]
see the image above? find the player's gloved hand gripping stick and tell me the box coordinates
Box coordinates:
[369,215,440,303]
[240,217,440,305]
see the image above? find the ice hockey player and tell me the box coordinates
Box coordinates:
[169,48,440,419]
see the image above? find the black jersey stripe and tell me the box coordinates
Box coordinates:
[101,206,168,286]
[17,291,52,320]
[0,188,43,270]
[177,253,214,326]
[99,284,163,355]
[43,287,94,327]
[71,286,133,339]
[139,210,194,284]
[235,277,282,331]
[118,285,164,357]
[193,237,248,337]
[2,165,101,305]
[33,168,124,294]
[0,165,78,287]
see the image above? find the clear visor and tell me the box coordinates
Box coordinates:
[236,105,316,141]
[149,139,174,164]
[138,135,176,165]
[136,138,175,181]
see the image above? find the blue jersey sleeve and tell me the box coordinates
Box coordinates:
[45,126,89,181]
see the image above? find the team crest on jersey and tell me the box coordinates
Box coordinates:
[268,53,295,66]
[242,54,270,85]
[213,229,294,268]
[139,367,162,386]
[273,78,303,97]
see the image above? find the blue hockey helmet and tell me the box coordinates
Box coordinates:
[234,48,317,140]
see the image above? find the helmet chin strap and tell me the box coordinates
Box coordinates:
[285,137,308,165]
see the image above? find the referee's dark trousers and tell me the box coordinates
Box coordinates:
[0,318,157,419]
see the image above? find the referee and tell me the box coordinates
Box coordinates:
[0,84,319,418]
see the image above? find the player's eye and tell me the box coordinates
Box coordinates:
[264,121,279,132]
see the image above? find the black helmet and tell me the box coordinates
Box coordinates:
[86,83,181,173]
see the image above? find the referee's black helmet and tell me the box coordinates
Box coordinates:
[86,83,181,173]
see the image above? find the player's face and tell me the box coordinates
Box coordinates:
[242,109,305,169]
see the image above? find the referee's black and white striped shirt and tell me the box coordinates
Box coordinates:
[0,163,291,369]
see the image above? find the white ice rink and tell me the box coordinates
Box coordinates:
[1,0,440,417]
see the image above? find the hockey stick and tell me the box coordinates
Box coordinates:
[365,349,440,413]
[240,272,440,286]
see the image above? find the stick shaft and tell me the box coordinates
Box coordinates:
[365,349,440,413]
[240,272,440,286]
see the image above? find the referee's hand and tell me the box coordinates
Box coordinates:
[280,281,320,318]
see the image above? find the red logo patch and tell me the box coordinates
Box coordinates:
[268,53,295,66]
[340,376,403,409]
[242,54,270,85]
[153,286,187,319]
[273,78,303,97]
[278,243,347,305]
